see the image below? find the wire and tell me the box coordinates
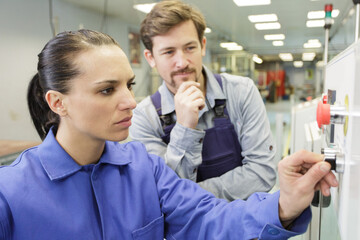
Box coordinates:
[100,0,109,33]
[49,0,56,37]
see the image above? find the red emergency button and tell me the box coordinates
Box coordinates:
[317,101,331,128]
[322,95,328,104]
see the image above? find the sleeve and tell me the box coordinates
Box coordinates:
[0,191,12,240]
[130,98,205,181]
[150,154,310,240]
[198,76,277,200]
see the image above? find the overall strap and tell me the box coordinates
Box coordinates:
[214,73,223,89]
[150,91,162,115]
[213,74,228,117]
[150,91,175,128]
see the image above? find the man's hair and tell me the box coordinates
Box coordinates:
[140,0,206,51]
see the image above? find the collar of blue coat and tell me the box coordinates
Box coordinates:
[38,127,132,181]
[158,65,227,117]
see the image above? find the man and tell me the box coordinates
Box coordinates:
[130,0,276,201]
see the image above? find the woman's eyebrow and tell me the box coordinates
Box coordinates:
[93,80,119,85]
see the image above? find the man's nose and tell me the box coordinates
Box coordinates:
[174,51,189,69]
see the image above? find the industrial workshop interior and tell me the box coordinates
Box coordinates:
[1,0,359,239]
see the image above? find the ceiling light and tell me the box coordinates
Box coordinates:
[293,61,304,68]
[220,42,238,48]
[252,55,263,64]
[308,39,320,43]
[255,22,281,30]
[303,41,322,48]
[302,52,316,61]
[272,41,284,46]
[233,0,271,7]
[307,9,340,19]
[279,53,293,61]
[248,14,278,23]
[205,27,212,33]
[133,3,156,13]
[306,20,325,28]
[316,61,324,68]
[226,45,244,51]
[264,34,285,40]
[349,8,355,16]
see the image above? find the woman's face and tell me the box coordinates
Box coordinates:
[61,45,137,142]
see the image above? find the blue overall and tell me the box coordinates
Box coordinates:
[150,74,243,182]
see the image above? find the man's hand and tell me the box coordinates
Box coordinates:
[174,81,205,129]
[278,150,338,225]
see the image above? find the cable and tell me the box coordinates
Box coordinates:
[49,0,56,37]
[100,0,109,33]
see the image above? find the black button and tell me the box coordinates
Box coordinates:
[269,145,273,151]
[193,168,197,173]
[199,138,203,143]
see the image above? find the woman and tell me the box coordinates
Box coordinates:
[0,29,335,239]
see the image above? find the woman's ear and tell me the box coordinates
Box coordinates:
[45,90,67,116]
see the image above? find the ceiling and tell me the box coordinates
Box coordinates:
[59,0,354,62]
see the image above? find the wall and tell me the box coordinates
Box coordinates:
[0,0,151,141]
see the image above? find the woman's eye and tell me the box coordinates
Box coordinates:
[100,87,114,95]
[127,82,136,90]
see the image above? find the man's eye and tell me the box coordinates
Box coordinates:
[163,50,174,55]
[100,87,114,95]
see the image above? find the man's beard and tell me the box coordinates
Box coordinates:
[170,67,197,88]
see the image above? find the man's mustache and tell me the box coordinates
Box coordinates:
[171,68,196,77]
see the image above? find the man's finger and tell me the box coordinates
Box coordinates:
[177,81,200,94]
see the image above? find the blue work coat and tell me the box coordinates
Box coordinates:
[0,129,310,239]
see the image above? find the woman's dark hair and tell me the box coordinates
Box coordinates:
[27,29,120,140]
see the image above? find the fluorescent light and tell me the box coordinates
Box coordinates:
[304,39,322,48]
[248,14,278,23]
[220,42,243,51]
[279,53,293,61]
[205,27,212,33]
[133,3,156,13]
[316,61,324,68]
[226,45,243,51]
[264,34,285,40]
[302,52,316,61]
[306,20,325,28]
[272,41,284,46]
[220,42,238,48]
[349,8,355,16]
[255,22,281,30]
[293,61,304,68]
[252,55,263,64]
[307,9,340,19]
[307,11,324,19]
[233,0,271,7]
[308,39,320,43]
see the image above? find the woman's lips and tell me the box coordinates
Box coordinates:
[115,116,132,127]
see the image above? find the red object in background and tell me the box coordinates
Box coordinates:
[325,4,333,12]
[322,94,328,104]
[266,70,286,97]
[316,101,331,128]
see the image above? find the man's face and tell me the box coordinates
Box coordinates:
[144,20,206,94]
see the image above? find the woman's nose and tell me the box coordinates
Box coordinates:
[118,89,137,110]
